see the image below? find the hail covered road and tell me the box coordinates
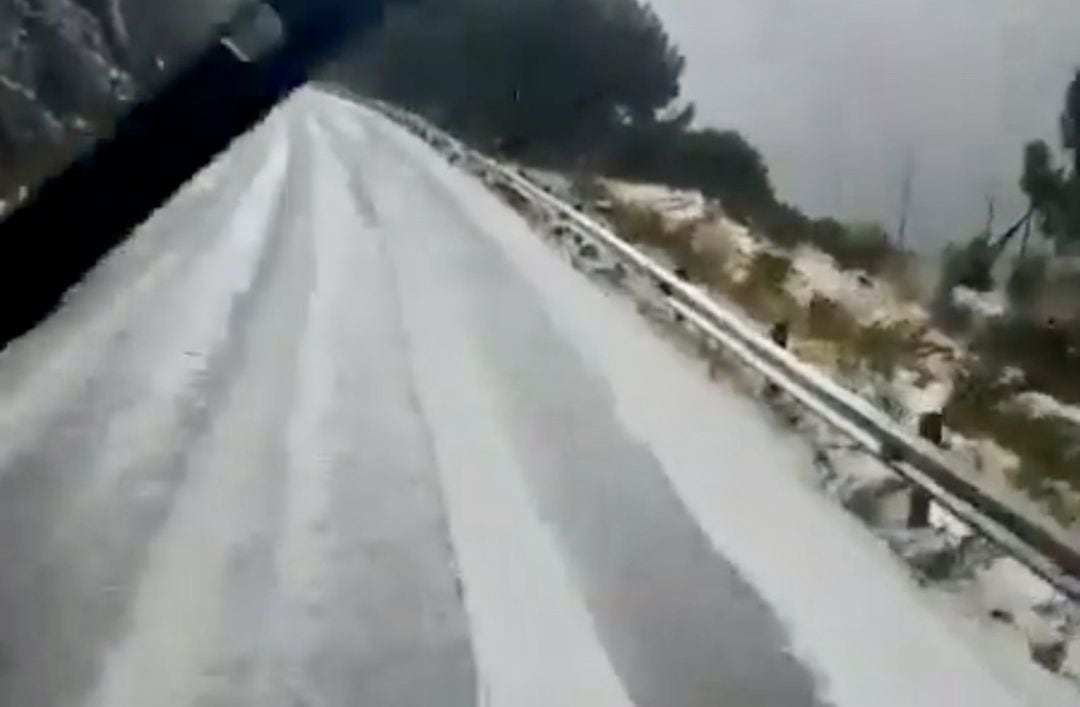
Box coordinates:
[0,90,1042,707]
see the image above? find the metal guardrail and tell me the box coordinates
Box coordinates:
[374,101,1080,602]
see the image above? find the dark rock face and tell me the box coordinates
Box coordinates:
[0,1,130,189]
[0,0,239,196]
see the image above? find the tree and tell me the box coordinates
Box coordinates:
[995,73,1080,265]
[334,0,785,211]
[1019,139,1079,254]
[1006,254,1048,314]
[1062,70,1080,177]
[605,122,774,207]
[1021,141,1060,213]
[350,0,684,155]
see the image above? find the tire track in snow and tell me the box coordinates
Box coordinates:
[323,95,635,707]
[0,112,294,707]
[351,100,821,707]
[165,110,323,707]
[249,107,476,707]
[79,115,297,707]
[0,119,278,473]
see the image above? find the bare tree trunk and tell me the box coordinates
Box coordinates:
[990,207,1034,261]
[1019,207,1034,258]
[897,158,914,248]
[985,193,996,235]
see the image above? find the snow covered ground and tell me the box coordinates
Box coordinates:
[0,87,1075,706]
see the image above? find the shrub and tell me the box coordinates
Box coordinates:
[742,200,808,249]
[812,221,895,273]
[940,238,996,293]
[739,200,898,274]
[746,251,792,289]
[607,200,728,288]
[1005,255,1049,312]
[976,316,1080,404]
[730,251,796,321]
[878,254,925,303]
[852,322,921,377]
[945,370,1080,522]
[608,202,666,247]
[605,124,775,212]
[803,295,858,343]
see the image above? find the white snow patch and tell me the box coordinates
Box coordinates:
[953,286,1008,320]
[978,558,1062,614]
[930,502,976,541]
[786,246,925,328]
[893,369,952,412]
[605,179,707,225]
[1015,392,1080,427]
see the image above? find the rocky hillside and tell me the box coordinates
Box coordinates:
[0,0,239,203]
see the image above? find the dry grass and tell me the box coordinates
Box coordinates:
[607,196,1080,527]
[608,196,1080,524]
[945,371,1080,524]
[608,201,735,288]
[727,251,797,322]
[610,199,926,378]
[795,294,923,377]
[975,316,1080,406]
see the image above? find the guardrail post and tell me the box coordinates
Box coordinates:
[763,321,789,399]
[769,321,790,349]
[908,412,943,528]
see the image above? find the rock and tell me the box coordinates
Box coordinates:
[1029,635,1067,673]
[599,262,627,285]
[578,243,599,260]
[816,452,908,524]
[977,558,1061,614]
[838,474,907,524]
[1062,637,1080,678]
[887,528,960,581]
[0,0,256,191]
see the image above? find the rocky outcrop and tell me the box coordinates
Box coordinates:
[0,0,133,194]
[0,0,241,199]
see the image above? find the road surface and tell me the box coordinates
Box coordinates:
[0,89,1051,707]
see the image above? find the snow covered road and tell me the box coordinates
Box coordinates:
[0,89,1063,706]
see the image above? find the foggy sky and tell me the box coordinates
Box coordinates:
[645,0,1080,250]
